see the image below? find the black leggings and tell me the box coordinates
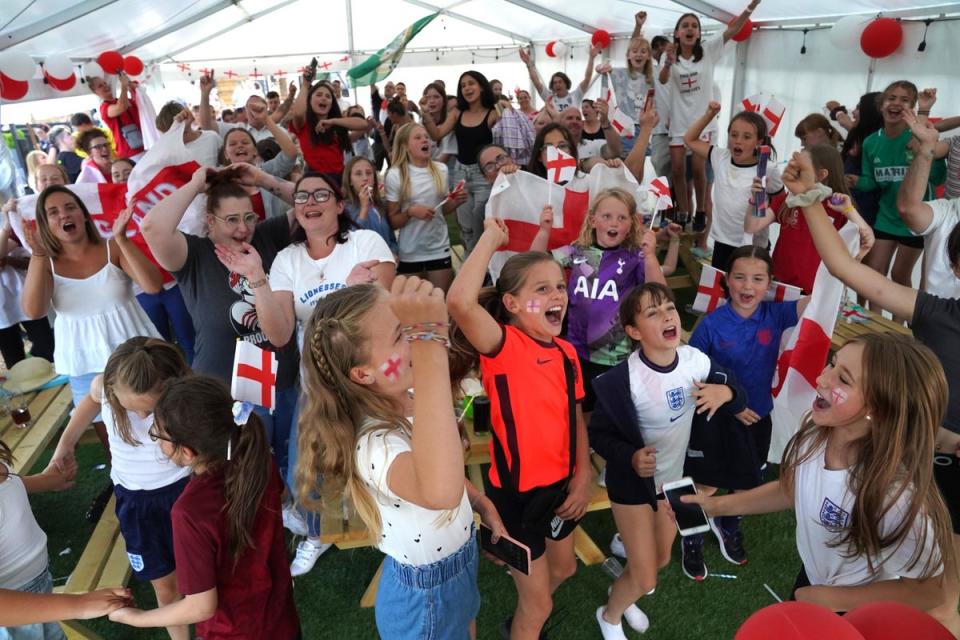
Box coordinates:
[0,318,54,367]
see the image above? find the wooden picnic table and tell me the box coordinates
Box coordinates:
[1,384,73,475]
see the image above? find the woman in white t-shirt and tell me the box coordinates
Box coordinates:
[686,333,958,630]
[386,123,466,293]
[659,1,758,231]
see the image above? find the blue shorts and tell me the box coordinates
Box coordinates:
[68,371,102,423]
[114,477,189,581]
[375,532,480,640]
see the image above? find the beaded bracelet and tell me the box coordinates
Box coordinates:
[401,321,450,333]
[404,331,451,348]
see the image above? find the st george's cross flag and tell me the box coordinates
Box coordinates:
[545,145,577,184]
[231,340,277,411]
[692,265,802,314]
[739,93,787,136]
[648,176,673,211]
[484,164,658,281]
[604,87,636,139]
[768,222,860,462]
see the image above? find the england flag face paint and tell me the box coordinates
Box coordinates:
[525,300,542,313]
[380,353,405,381]
[831,388,849,406]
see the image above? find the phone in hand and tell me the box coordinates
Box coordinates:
[662,477,710,536]
[308,57,318,79]
[479,524,531,575]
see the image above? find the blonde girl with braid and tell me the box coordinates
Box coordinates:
[385,123,467,293]
[297,279,505,640]
[51,337,191,640]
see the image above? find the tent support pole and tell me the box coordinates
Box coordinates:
[500,0,597,33]
[401,0,531,43]
[345,0,357,104]
[730,38,750,116]
[118,0,239,55]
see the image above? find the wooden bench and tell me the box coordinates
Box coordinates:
[1,384,73,476]
[830,306,912,350]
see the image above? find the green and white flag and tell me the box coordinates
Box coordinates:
[348,12,438,87]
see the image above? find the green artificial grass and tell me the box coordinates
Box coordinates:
[30,445,802,640]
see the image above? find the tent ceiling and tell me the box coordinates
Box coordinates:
[1,0,958,66]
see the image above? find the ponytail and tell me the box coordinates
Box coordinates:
[0,440,13,470]
[154,376,272,562]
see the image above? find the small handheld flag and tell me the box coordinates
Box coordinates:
[231,341,278,411]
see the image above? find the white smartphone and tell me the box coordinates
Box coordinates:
[662,477,711,536]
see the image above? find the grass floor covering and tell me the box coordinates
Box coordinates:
[32,444,801,640]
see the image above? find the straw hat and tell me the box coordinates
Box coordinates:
[3,358,57,394]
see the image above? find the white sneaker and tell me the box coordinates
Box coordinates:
[610,533,626,558]
[282,504,308,537]
[596,607,629,640]
[290,539,332,577]
[597,466,607,487]
[606,586,652,632]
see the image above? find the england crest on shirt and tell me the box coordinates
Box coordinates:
[819,497,850,531]
[666,387,685,411]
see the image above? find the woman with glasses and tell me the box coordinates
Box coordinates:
[75,128,115,184]
[141,164,299,488]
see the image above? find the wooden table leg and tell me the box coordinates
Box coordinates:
[573,526,605,566]
[360,559,385,608]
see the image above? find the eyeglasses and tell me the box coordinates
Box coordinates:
[546,142,572,153]
[481,153,511,174]
[212,212,259,228]
[293,188,334,204]
[147,426,174,443]
[89,143,110,152]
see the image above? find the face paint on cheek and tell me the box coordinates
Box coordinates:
[831,388,849,406]
[379,353,405,381]
[525,300,542,314]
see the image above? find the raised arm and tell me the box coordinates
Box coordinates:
[578,44,601,94]
[419,99,457,141]
[290,73,312,130]
[447,219,509,356]
[684,101,719,159]
[271,83,296,123]
[896,112,939,233]
[198,73,218,133]
[382,276,465,510]
[519,47,545,97]
[21,223,54,319]
[253,102,298,160]
[140,168,205,272]
[597,99,623,159]
[783,152,917,320]
[104,73,131,118]
[111,207,163,294]
[631,11,647,39]
[658,44,675,85]
[625,100,659,181]
[723,0,760,43]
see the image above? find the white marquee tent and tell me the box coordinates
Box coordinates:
[2,0,960,158]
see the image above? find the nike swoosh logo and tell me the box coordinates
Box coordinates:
[550,515,564,537]
[573,257,588,264]
[669,412,688,423]
[537,358,552,365]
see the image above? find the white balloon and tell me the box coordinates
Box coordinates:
[553,41,568,57]
[82,61,104,80]
[43,53,74,80]
[829,15,869,50]
[0,51,36,82]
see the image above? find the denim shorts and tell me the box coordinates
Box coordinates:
[0,569,67,640]
[375,531,480,640]
[68,371,102,423]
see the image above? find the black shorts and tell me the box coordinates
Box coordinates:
[711,241,738,271]
[873,228,924,249]
[397,256,453,274]
[605,459,658,508]
[934,453,960,534]
[484,478,580,561]
[684,414,771,490]
[114,477,189,581]
[579,358,613,414]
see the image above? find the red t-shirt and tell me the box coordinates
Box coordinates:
[172,465,299,640]
[290,120,344,174]
[480,324,585,491]
[250,191,266,221]
[99,97,144,159]
[772,198,846,294]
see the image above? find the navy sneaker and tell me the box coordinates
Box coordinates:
[692,210,707,233]
[681,535,708,582]
[710,516,748,565]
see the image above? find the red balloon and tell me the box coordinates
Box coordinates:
[0,73,29,100]
[846,602,954,640]
[736,602,864,640]
[730,18,754,42]
[44,72,76,91]
[545,41,557,57]
[860,17,902,58]
[97,50,124,74]
[123,55,144,76]
[591,29,612,49]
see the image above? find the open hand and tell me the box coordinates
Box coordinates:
[214,242,265,280]
[918,87,937,111]
[111,206,135,242]
[693,381,733,420]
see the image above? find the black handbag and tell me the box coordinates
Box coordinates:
[491,349,578,539]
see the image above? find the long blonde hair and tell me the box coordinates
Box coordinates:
[626,37,654,85]
[575,188,644,251]
[781,333,954,580]
[297,284,409,538]
[390,123,445,205]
